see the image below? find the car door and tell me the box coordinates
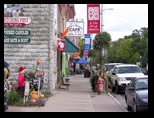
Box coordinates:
[126,79,136,107]
[111,67,117,85]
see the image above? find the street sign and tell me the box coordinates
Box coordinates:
[84,44,91,50]
[4,30,31,36]
[84,34,91,38]
[4,37,31,44]
[84,50,88,56]
[4,17,31,24]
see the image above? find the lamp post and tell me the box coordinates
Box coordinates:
[100,4,113,93]
[100,4,113,32]
[140,56,142,69]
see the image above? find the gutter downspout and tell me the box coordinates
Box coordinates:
[48,4,52,93]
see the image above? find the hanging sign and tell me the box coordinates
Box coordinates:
[57,40,65,51]
[4,37,31,44]
[66,21,84,36]
[4,30,31,36]
[87,4,100,34]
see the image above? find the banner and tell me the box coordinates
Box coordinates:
[87,4,100,34]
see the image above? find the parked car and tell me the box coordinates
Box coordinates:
[111,64,144,93]
[125,75,148,112]
[104,63,123,75]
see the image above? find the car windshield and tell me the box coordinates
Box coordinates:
[136,77,148,90]
[106,65,115,71]
[117,66,142,74]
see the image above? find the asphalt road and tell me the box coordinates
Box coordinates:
[108,88,129,111]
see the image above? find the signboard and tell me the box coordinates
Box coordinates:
[84,50,89,56]
[4,37,31,44]
[84,44,91,50]
[57,40,66,51]
[4,30,31,36]
[66,21,84,36]
[4,17,31,26]
[24,81,30,96]
[87,4,100,34]
[84,34,91,50]
[4,23,26,27]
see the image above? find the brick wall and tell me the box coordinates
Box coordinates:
[4,4,57,94]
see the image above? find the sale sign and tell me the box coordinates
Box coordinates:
[87,4,100,34]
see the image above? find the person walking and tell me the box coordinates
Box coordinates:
[4,60,11,111]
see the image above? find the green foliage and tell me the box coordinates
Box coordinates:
[93,32,111,50]
[88,49,96,57]
[7,90,23,106]
[23,71,35,81]
[90,74,98,92]
[106,74,113,88]
[78,38,84,58]
[107,27,148,67]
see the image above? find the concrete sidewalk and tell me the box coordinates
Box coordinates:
[6,74,127,112]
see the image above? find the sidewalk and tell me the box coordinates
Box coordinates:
[6,74,127,112]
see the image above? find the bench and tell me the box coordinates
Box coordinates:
[59,76,70,90]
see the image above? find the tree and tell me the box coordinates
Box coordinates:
[93,32,111,73]
[78,38,84,58]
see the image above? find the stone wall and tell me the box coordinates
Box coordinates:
[4,4,57,94]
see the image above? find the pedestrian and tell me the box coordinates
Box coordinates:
[4,60,10,79]
[17,66,26,97]
[4,60,10,111]
[97,70,104,94]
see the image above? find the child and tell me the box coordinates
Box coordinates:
[17,66,25,97]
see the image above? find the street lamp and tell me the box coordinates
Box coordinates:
[100,4,113,32]
[140,56,142,69]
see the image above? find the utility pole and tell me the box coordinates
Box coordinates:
[101,4,103,32]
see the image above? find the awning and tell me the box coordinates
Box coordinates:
[73,58,89,64]
[61,37,79,52]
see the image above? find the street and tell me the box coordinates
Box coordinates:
[108,88,132,112]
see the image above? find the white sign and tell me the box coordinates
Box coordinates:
[4,17,31,24]
[85,38,91,44]
[24,81,30,96]
[66,21,84,36]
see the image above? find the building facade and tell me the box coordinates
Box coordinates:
[4,4,57,93]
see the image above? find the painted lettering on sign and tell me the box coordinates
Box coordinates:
[4,17,31,24]
[4,30,31,36]
[4,23,26,27]
[4,37,31,44]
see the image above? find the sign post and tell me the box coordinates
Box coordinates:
[23,81,29,104]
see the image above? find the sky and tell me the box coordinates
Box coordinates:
[74,4,148,41]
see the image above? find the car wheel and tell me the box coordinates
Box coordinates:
[133,101,138,112]
[111,86,115,92]
[115,85,120,94]
[125,96,132,111]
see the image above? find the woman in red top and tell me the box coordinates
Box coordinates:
[17,66,25,97]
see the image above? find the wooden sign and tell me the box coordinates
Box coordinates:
[4,30,31,36]
[4,37,31,44]
[4,17,31,24]
[24,81,30,96]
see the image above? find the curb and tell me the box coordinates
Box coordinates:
[107,92,128,112]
